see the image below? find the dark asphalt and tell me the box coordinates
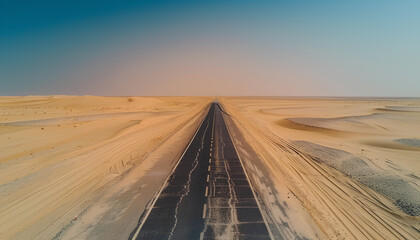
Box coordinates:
[131,103,271,240]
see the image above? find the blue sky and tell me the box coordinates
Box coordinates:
[1,0,419,96]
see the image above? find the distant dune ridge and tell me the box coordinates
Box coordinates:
[1,96,420,239]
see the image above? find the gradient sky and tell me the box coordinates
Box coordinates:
[1,0,419,96]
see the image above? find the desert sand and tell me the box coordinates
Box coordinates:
[221,97,420,239]
[1,96,419,240]
[0,96,212,239]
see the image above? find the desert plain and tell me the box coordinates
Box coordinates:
[0,96,419,239]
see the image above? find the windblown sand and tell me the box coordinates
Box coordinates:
[0,96,211,239]
[221,97,420,239]
[1,96,419,240]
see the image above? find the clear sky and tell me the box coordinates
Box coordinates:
[1,0,419,96]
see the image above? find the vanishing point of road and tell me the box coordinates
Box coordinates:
[130,102,272,240]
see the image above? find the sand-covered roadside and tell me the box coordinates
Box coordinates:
[2,96,419,240]
[0,96,212,239]
[221,97,420,239]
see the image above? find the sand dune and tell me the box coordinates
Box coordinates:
[221,97,420,239]
[286,112,419,135]
[377,106,420,112]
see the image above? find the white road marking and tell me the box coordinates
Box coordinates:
[202,204,207,218]
[209,153,212,157]
[205,186,208,196]
[208,165,211,171]
[207,175,210,182]
[209,158,211,163]
[210,147,212,151]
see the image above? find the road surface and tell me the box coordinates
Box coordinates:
[130,103,271,240]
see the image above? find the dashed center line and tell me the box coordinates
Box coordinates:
[202,204,207,218]
[135,103,271,239]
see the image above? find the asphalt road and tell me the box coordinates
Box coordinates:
[130,103,271,240]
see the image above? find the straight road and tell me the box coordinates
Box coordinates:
[130,103,271,240]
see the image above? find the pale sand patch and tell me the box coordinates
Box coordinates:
[0,96,212,240]
[220,97,420,240]
[293,140,420,216]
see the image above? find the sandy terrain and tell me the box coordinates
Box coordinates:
[221,97,420,239]
[2,96,419,240]
[0,96,212,239]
